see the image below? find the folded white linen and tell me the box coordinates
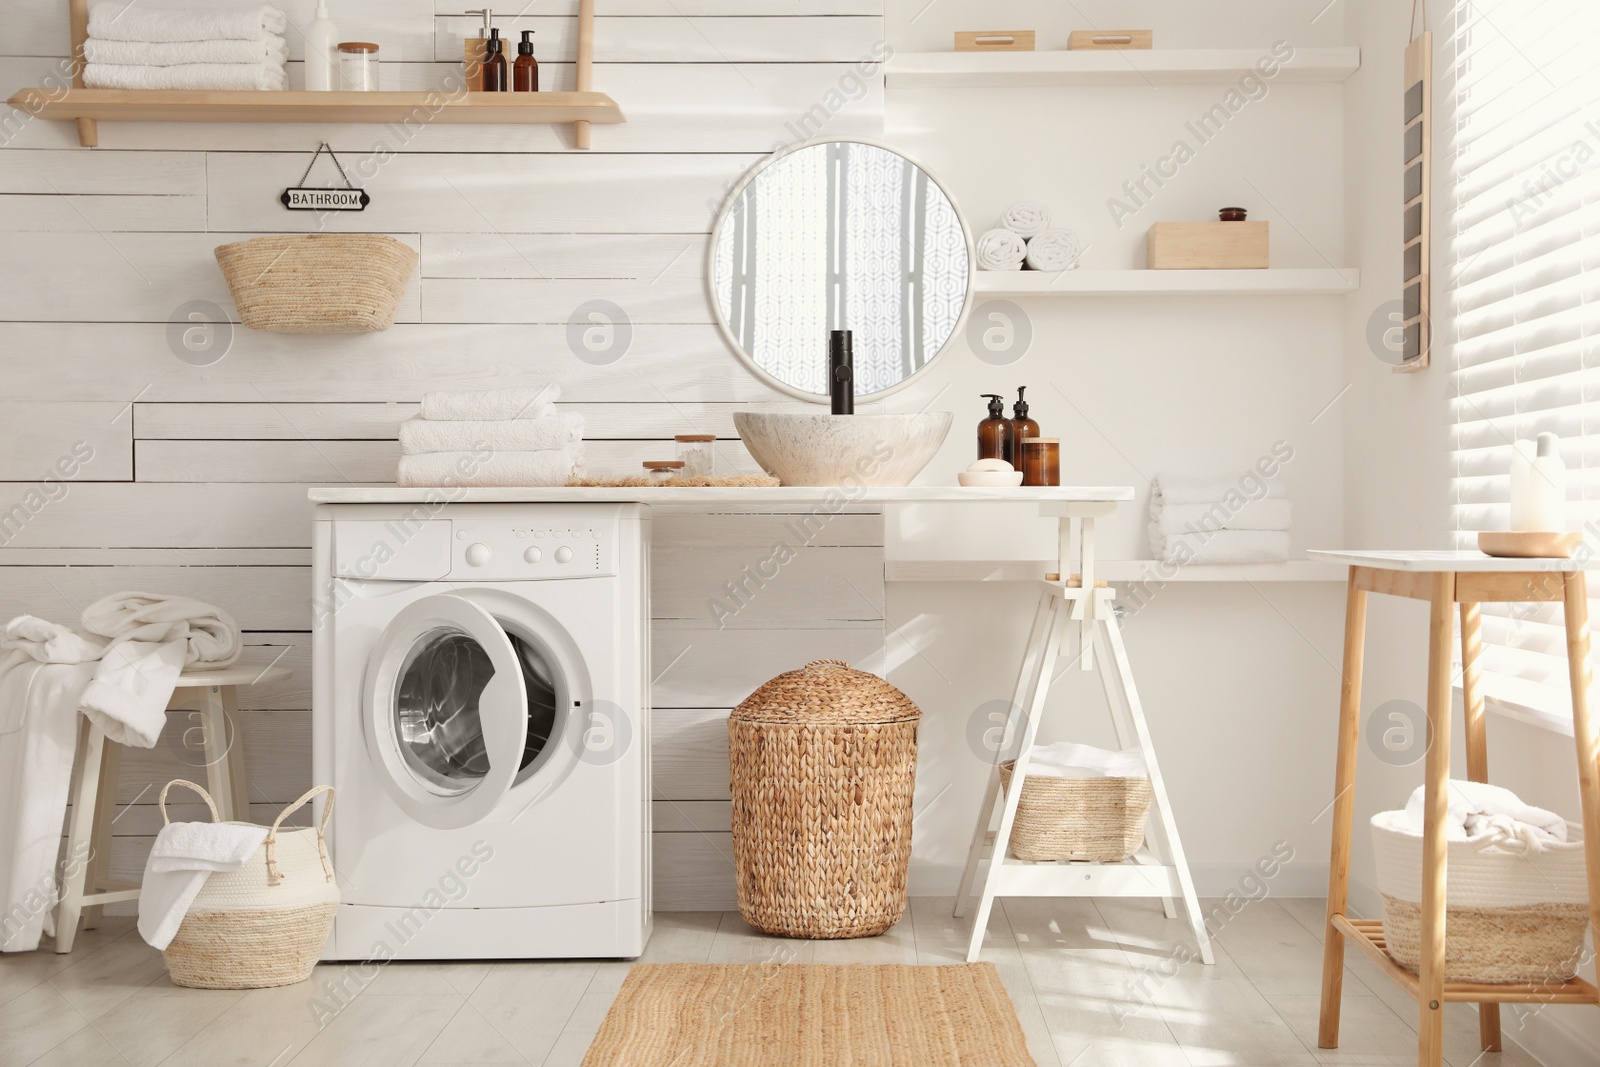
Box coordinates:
[88,4,287,43]
[1024,229,1082,272]
[397,447,583,488]
[3,616,107,664]
[79,593,242,749]
[138,820,268,951]
[399,413,584,456]
[84,34,288,66]
[0,651,97,951]
[420,384,561,422]
[999,200,1050,240]
[1401,780,1568,850]
[1152,498,1293,535]
[84,62,287,91]
[1153,473,1287,507]
[1025,741,1147,779]
[1148,525,1291,564]
[976,228,1027,271]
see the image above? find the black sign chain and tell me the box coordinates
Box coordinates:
[281,142,371,211]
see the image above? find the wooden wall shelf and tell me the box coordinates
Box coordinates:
[14,0,617,147]
[974,268,1359,296]
[885,560,1348,584]
[887,47,1361,87]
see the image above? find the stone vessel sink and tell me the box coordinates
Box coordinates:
[732,411,954,487]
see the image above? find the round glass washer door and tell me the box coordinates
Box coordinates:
[365,594,533,829]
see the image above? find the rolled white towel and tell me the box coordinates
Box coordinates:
[1152,498,1292,535]
[976,228,1027,271]
[398,413,584,456]
[999,201,1050,240]
[397,447,583,488]
[84,35,288,66]
[420,384,560,422]
[1024,229,1082,272]
[1148,525,1291,565]
[88,4,287,43]
[84,62,287,91]
[1153,473,1287,507]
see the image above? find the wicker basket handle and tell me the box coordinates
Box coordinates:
[264,785,336,888]
[158,779,220,826]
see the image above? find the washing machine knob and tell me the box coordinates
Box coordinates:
[554,545,574,564]
[523,546,542,564]
[465,543,492,566]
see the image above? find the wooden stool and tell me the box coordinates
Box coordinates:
[1310,551,1600,1067]
[54,664,291,953]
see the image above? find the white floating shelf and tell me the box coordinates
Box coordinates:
[887,47,1361,88]
[973,268,1360,296]
[885,560,1347,583]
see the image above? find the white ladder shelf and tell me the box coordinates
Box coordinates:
[954,501,1214,965]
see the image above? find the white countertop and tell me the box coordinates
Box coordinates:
[308,485,1136,505]
[1308,549,1595,572]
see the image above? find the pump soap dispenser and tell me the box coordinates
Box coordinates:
[1011,387,1039,458]
[978,394,1014,463]
[514,30,538,91]
[482,27,508,92]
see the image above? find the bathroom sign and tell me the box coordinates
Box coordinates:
[281,187,369,211]
[281,141,370,212]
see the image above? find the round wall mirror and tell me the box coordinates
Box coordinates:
[710,139,973,402]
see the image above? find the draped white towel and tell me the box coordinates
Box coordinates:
[87,4,288,43]
[976,228,1027,271]
[1152,498,1293,535]
[420,384,561,422]
[1024,741,1147,779]
[84,35,288,66]
[138,821,268,951]
[399,413,584,456]
[1401,780,1568,849]
[999,200,1050,240]
[1024,229,1082,272]
[84,62,287,91]
[397,447,583,488]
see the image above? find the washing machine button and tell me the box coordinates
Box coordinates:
[524,546,542,564]
[465,543,492,566]
[554,546,574,564]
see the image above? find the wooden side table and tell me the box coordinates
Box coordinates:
[54,663,291,953]
[1310,550,1600,1067]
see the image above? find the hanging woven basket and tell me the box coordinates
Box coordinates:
[214,233,417,334]
[729,659,921,939]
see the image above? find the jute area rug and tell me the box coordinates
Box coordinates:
[580,962,1038,1066]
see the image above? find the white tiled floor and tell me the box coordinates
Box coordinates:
[0,898,1542,1067]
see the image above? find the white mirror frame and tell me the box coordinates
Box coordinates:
[705,137,976,405]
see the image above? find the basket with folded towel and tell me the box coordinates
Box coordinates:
[1372,781,1588,983]
[397,385,586,488]
[83,4,288,91]
[999,742,1153,862]
[1148,473,1293,564]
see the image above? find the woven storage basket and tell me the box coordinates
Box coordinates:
[158,780,339,989]
[1371,809,1588,984]
[214,233,417,333]
[997,762,1152,862]
[729,659,921,939]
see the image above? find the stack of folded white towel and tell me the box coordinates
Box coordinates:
[83,4,288,91]
[976,201,1084,272]
[1148,474,1293,564]
[397,384,586,488]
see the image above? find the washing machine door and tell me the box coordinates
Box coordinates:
[364,593,530,829]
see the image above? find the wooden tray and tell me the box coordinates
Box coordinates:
[1478,531,1582,558]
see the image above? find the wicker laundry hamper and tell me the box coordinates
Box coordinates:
[997,762,1152,862]
[729,660,921,939]
[158,780,339,989]
[1371,809,1589,984]
[214,233,417,333]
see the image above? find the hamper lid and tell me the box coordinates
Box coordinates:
[732,659,921,725]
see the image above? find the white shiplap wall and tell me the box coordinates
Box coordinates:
[2,0,889,911]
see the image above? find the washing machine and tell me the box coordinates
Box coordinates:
[311,501,651,960]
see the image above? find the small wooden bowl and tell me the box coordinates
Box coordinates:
[1477,531,1582,558]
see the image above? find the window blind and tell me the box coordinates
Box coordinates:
[1447,0,1600,718]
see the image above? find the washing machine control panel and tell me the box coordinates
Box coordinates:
[450,521,616,579]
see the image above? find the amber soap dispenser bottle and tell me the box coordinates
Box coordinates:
[978,393,1014,463]
[482,27,508,91]
[514,30,538,91]
[1011,387,1040,453]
